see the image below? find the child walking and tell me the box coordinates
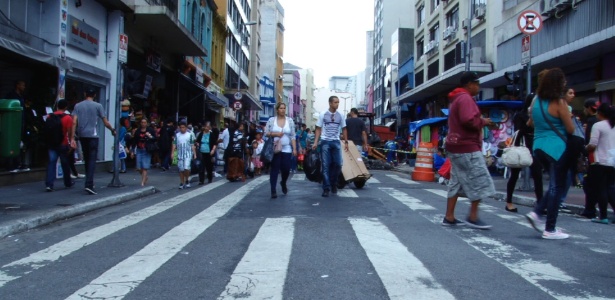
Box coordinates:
[172,121,196,189]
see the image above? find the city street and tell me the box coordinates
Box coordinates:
[0,170,613,300]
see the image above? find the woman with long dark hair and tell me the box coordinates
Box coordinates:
[131,118,157,186]
[585,103,615,224]
[505,93,543,212]
[525,68,574,239]
[265,102,297,198]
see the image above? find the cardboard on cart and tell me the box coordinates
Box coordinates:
[341,141,371,181]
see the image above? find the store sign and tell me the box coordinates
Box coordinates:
[59,1,68,60]
[195,67,204,84]
[118,34,128,64]
[67,15,100,55]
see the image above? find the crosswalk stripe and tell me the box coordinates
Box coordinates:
[368,177,380,183]
[291,174,306,181]
[337,189,358,198]
[65,177,267,300]
[0,180,227,288]
[421,189,596,299]
[349,218,455,300]
[219,218,295,300]
[386,174,419,184]
[379,188,435,210]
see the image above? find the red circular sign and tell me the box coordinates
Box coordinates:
[233,101,242,110]
[517,10,543,35]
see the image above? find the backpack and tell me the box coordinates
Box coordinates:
[44,113,66,147]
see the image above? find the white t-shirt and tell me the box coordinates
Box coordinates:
[316,110,346,141]
[175,131,195,159]
[589,120,615,166]
[218,128,230,149]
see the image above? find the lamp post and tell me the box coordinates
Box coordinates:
[236,21,257,124]
[338,95,351,116]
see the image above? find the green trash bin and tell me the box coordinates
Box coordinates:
[0,99,23,158]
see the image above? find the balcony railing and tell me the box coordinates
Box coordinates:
[145,0,177,14]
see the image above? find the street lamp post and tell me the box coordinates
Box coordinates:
[236,21,257,124]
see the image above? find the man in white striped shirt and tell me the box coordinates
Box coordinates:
[312,96,348,197]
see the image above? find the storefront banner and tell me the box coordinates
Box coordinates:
[59,0,68,60]
[67,15,100,55]
[58,67,66,100]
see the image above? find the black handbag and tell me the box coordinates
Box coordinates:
[260,137,274,163]
[145,140,159,153]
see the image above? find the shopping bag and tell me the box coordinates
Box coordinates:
[260,138,274,163]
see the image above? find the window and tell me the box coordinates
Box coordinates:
[200,13,205,42]
[472,0,486,12]
[446,6,459,29]
[417,5,425,26]
[191,3,197,36]
[430,0,440,13]
[430,23,440,43]
[417,38,425,57]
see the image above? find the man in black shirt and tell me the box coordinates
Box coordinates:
[346,108,368,153]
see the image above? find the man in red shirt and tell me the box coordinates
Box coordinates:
[45,99,75,191]
[442,72,496,229]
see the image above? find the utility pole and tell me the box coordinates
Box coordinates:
[465,0,473,71]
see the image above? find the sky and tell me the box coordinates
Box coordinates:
[277,0,374,88]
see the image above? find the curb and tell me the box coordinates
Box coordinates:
[492,192,585,215]
[0,186,156,239]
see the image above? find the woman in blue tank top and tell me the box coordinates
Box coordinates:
[525,68,574,240]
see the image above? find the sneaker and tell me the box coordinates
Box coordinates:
[322,189,330,197]
[542,229,569,240]
[46,187,54,192]
[77,173,85,178]
[70,174,78,179]
[85,187,97,195]
[525,212,545,232]
[179,184,184,189]
[184,183,191,188]
[20,167,30,172]
[591,218,609,225]
[9,169,20,173]
[466,218,492,229]
[441,218,465,226]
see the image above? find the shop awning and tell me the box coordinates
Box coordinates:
[205,90,229,108]
[128,5,207,56]
[398,63,493,104]
[596,79,615,92]
[410,117,448,133]
[0,36,70,69]
[476,100,524,109]
[380,110,396,120]
[225,91,263,111]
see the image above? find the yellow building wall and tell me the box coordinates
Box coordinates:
[275,26,284,103]
[212,0,227,91]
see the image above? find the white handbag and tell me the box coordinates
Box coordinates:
[502,131,533,168]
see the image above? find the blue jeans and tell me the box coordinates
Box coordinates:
[80,138,99,189]
[46,145,72,188]
[533,149,569,232]
[270,152,291,193]
[321,140,342,191]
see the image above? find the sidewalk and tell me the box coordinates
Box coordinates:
[394,164,587,214]
[0,167,205,239]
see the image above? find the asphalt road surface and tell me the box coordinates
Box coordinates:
[0,170,613,300]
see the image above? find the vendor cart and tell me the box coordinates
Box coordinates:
[337,141,372,189]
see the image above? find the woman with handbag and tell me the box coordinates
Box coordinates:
[265,102,297,198]
[585,103,615,224]
[131,118,157,186]
[525,68,575,239]
[505,94,543,213]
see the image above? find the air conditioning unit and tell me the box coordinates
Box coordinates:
[425,42,434,53]
[541,0,556,16]
[443,26,455,40]
[475,4,486,20]
[555,0,573,8]
[462,19,468,29]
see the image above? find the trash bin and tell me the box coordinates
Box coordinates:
[0,99,23,158]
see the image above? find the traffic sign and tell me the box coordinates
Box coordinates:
[118,34,128,64]
[517,10,542,35]
[233,101,242,110]
[521,35,531,65]
[234,92,242,100]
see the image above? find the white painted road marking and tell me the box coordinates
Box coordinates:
[291,174,306,181]
[219,218,295,300]
[0,180,227,288]
[350,218,455,300]
[422,189,608,299]
[368,177,380,183]
[337,189,359,198]
[379,188,435,210]
[386,174,419,184]
[65,177,267,300]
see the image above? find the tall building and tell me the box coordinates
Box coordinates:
[258,0,285,117]
[372,0,415,125]
[282,66,301,124]
[284,64,316,128]
[224,0,262,123]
